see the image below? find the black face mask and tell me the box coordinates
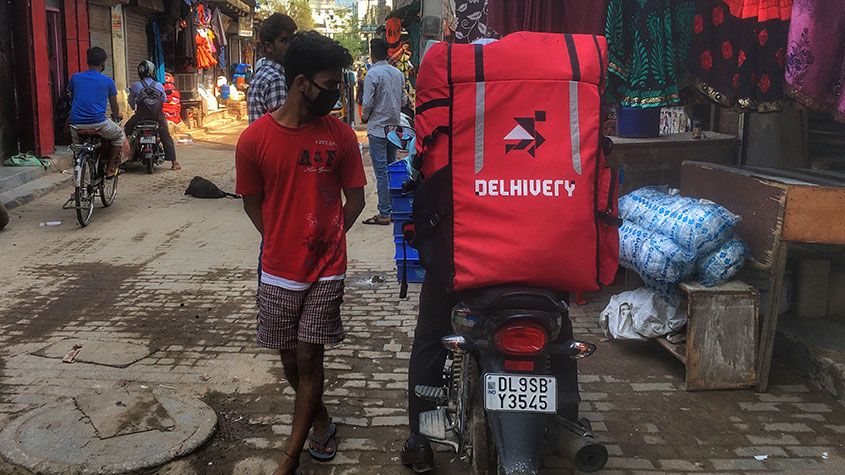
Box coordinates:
[304,77,340,117]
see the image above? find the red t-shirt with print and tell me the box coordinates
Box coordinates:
[235,114,366,282]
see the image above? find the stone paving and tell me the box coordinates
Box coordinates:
[0,133,844,474]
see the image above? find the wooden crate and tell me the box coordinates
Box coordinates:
[681,162,845,391]
[657,281,759,391]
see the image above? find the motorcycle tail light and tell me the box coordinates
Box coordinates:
[504,359,535,372]
[142,130,154,135]
[494,321,547,355]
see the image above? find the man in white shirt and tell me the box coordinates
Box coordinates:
[361,38,405,225]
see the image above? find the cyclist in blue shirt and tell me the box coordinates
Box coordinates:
[68,47,125,178]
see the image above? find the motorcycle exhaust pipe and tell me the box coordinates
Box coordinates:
[548,419,608,473]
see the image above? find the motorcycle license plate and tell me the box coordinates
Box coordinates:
[484,373,556,413]
[140,136,156,144]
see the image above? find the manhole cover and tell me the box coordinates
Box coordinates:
[0,389,216,474]
[75,389,176,439]
[32,339,153,368]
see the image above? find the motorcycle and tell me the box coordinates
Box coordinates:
[414,289,608,474]
[388,123,608,474]
[129,120,165,174]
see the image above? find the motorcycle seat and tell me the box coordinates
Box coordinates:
[462,285,566,313]
[72,128,104,138]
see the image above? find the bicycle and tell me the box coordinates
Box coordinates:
[63,127,118,227]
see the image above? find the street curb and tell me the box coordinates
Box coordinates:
[0,173,74,210]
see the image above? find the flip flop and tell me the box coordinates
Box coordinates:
[362,215,391,225]
[307,422,338,462]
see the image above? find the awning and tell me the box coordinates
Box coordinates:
[211,0,252,17]
[88,0,130,7]
[126,0,164,14]
[390,0,421,20]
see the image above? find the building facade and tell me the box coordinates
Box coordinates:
[0,0,255,159]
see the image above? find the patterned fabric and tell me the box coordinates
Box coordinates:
[247,58,287,123]
[785,0,845,122]
[449,0,491,43]
[605,0,695,108]
[689,0,793,113]
[256,280,345,350]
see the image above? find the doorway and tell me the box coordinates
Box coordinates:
[46,2,70,144]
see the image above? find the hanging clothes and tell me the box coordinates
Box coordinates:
[448,0,491,43]
[690,0,793,113]
[148,19,166,84]
[785,0,845,122]
[408,21,421,72]
[196,29,218,69]
[211,8,228,47]
[218,45,227,71]
[487,0,609,36]
[177,2,198,68]
[605,0,696,108]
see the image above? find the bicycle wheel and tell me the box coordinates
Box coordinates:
[75,154,95,227]
[99,158,118,207]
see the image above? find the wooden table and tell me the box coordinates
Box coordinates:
[680,162,845,391]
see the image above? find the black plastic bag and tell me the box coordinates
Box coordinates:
[184,176,239,199]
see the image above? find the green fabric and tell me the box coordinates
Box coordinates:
[604,0,695,108]
[3,153,51,168]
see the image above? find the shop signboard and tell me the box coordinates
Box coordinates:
[239,14,253,38]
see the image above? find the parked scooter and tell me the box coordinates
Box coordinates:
[391,122,608,474]
[129,120,165,174]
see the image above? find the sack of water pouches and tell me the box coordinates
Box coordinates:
[619,221,696,286]
[697,238,748,287]
[619,187,741,256]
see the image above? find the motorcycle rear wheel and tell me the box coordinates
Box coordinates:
[465,357,500,475]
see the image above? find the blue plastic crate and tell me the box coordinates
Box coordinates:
[393,213,411,237]
[388,160,410,190]
[394,237,420,260]
[396,260,426,283]
[391,195,413,214]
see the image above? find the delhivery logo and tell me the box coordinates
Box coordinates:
[476,110,576,198]
[504,110,546,157]
[476,179,575,197]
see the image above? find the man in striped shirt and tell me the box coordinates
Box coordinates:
[248,13,297,123]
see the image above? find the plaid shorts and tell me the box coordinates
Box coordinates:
[256,280,345,350]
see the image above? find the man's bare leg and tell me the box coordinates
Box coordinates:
[274,343,332,474]
[106,145,121,177]
[279,349,332,434]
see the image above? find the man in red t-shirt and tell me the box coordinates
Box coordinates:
[236,32,365,475]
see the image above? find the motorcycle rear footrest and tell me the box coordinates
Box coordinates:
[419,408,449,441]
[414,385,448,405]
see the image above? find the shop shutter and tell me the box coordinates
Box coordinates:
[88,4,114,78]
[124,9,150,83]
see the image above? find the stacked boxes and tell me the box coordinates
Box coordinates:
[388,160,425,283]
